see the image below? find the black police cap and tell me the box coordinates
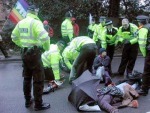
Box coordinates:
[105,20,113,26]
[136,15,149,21]
[27,5,38,11]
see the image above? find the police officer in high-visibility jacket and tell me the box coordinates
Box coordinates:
[101,20,118,74]
[114,18,138,78]
[69,36,97,83]
[61,45,79,72]
[11,5,50,111]
[61,11,73,45]
[87,18,97,38]
[93,16,106,50]
[42,41,65,94]
[136,15,150,96]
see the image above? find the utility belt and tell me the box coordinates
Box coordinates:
[22,46,43,55]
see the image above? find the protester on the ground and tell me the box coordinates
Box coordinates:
[11,5,50,111]
[71,17,79,37]
[93,16,106,50]
[101,20,118,73]
[87,18,97,38]
[97,82,139,113]
[92,48,112,86]
[114,18,139,78]
[42,41,65,94]
[136,15,150,96]
[69,36,97,83]
[61,11,73,45]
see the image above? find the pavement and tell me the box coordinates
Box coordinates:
[0,55,150,113]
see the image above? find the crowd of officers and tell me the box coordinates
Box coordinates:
[10,4,150,111]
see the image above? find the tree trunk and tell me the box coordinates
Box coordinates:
[108,0,120,17]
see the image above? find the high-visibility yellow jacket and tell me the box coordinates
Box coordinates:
[61,18,73,41]
[42,44,62,80]
[93,23,106,42]
[88,23,97,37]
[11,13,50,51]
[101,27,118,48]
[116,23,138,45]
[62,46,79,70]
[138,26,149,57]
[69,36,95,52]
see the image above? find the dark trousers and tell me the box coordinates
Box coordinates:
[70,43,97,80]
[98,95,114,113]
[142,50,150,90]
[0,41,9,57]
[22,47,44,107]
[62,36,70,46]
[118,43,138,75]
[107,44,115,73]
[44,67,54,81]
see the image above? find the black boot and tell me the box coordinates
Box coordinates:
[34,103,50,111]
[138,88,148,96]
[25,99,33,108]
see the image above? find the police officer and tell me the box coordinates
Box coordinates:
[87,18,97,38]
[136,15,150,96]
[93,16,106,50]
[61,45,79,72]
[11,5,50,110]
[61,11,73,45]
[114,18,139,78]
[42,41,65,94]
[101,20,118,74]
[69,36,97,83]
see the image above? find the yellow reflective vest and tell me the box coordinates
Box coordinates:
[138,26,149,57]
[61,18,73,41]
[101,27,118,48]
[93,23,106,42]
[62,46,79,70]
[42,44,62,80]
[11,13,50,51]
[69,36,95,52]
[116,23,138,45]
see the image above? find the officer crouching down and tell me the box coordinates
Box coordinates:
[11,5,50,111]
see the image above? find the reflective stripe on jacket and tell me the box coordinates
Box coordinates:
[11,13,50,50]
[42,44,62,80]
[69,36,95,52]
[93,23,106,42]
[116,23,138,45]
[101,27,118,49]
[138,27,148,57]
[61,18,73,41]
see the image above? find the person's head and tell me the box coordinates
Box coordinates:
[71,17,76,25]
[105,20,113,30]
[65,11,72,19]
[99,16,106,26]
[57,40,66,52]
[27,5,39,16]
[122,18,129,29]
[43,20,48,25]
[99,48,107,57]
[136,15,149,26]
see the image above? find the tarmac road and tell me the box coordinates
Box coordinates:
[0,56,150,113]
